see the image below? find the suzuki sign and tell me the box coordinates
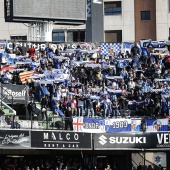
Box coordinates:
[94,132,170,150]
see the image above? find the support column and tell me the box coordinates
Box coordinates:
[42,22,53,42]
[85,0,104,42]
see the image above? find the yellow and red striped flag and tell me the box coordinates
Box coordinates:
[19,70,34,84]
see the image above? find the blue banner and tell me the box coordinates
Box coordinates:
[146,119,169,132]
[105,118,131,133]
[72,118,169,133]
[123,42,134,53]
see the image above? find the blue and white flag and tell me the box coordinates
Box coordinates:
[106,118,131,133]
[100,43,121,56]
[139,39,151,47]
[123,42,134,53]
[146,119,169,132]
[131,119,141,132]
[150,41,167,48]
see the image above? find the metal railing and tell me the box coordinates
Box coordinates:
[0,114,66,130]
[0,83,14,110]
[137,152,166,169]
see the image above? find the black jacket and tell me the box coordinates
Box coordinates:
[27,102,36,112]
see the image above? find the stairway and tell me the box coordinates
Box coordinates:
[35,101,53,120]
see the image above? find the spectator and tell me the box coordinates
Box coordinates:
[40,95,48,121]
[65,106,73,130]
[27,98,37,118]
[28,44,36,58]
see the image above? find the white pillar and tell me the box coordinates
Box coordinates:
[64,29,67,42]
[42,22,53,42]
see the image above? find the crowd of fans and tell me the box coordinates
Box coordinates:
[0,156,122,170]
[0,41,170,121]
[0,156,166,170]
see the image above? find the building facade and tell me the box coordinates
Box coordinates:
[0,0,170,43]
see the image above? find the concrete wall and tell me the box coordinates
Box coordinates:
[156,0,170,41]
[122,0,135,42]
[0,0,28,40]
[104,0,135,42]
[134,0,156,41]
[2,0,170,42]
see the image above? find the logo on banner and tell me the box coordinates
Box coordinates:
[131,120,141,132]
[131,121,136,131]
[0,131,30,148]
[3,87,27,98]
[153,120,162,131]
[98,135,146,145]
[155,156,161,163]
[99,135,107,145]
[73,117,83,131]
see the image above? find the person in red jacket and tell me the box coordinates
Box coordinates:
[28,44,35,57]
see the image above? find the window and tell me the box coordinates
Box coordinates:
[52,31,65,42]
[141,11,150,20]
[73,31,85,42]
[105,30,122,43]
[104,1,121,15]
[10,35,27,41]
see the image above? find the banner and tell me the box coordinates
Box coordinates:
[1,84,29,104]
[5,41,97,52]
[100,43,121,56]
[73,117,106,133]
[73,118,132,133]
[146,119,169,132]
[31,131,92,150]
[94,132,170,150]
[73,118,169,133]
[0,130,30,149]
[106,118,131,133]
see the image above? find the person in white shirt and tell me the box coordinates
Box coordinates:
[128,78,136,90]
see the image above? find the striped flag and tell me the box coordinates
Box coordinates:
[19,70,34,84]
[0,64,16,72]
